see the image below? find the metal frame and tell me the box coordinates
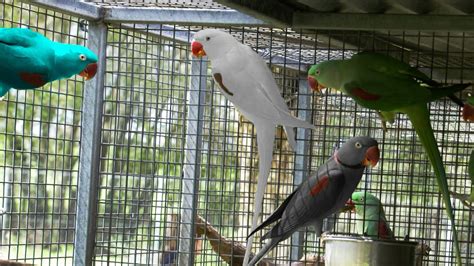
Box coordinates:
[73,21,107,266]
[293,12,474,31]
[24,0,267,26]
[24,0,474,31]
[22,0,101,20]
[104,7,265,26]
[178,59,208,266]
[290,76,312,261]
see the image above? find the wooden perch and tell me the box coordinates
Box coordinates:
[195,215,324,265]
[0,260,33,266]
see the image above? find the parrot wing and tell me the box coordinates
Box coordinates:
[349,52,470,102]
[0,28,45,48]
[340,79,429,111]
[239,45,315,130]
[240,45,292,113]
[341,79,468,112]
[262,166,346,240]
[247,188,299,240]
[351,52,438,86]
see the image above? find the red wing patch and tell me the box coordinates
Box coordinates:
[310,176,329,196]
[20,72,47,87]
[378,221,391,239]
[351,88,381,101]
[462,104,474,122]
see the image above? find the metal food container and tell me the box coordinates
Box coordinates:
[323,235,418,266]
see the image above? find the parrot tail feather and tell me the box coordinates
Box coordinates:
[284,126,297,151]
[429,83,471,102]
[275,105,316,130]
[248,238,280,266]
[404,104,462,265]
[448,94,464,108]
[243,122,276,266]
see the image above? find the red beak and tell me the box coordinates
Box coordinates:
[343,199,355,212]
[79,63,97,80]
[191,40,206,57]
[462,103,474,122]
[363,146,380,168]
[307,76,326,92]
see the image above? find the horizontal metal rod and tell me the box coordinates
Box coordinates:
[103,7,267,26]
[293,12,474,32]
[22,1,267,26]
[22,0,101,20]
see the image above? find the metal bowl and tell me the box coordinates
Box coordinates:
[323,235,418,266]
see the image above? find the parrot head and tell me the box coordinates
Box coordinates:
[307,61,341,92]
[335,136,380,168]
[191,29,237,59]
[349,191,383,215]
[55,44,98,80]
[462,92,474,122]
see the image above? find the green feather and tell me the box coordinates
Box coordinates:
[351,191,394,239]
[403,104,461,264]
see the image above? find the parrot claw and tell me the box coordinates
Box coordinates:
[377,111,389,132]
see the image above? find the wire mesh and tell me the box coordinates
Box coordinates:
[0,0,88,265]
[0,1,473,266]
[92,24,473,265]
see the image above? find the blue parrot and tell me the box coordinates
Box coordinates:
[0,28,98,98]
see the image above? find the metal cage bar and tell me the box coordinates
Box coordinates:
[178,58,208,265]
[289,76,312,261]
[73,21,107,266]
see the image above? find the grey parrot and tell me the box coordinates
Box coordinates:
[191,29,316,264]
[248,136,380,265]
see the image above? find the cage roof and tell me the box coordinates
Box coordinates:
[25,0,474,81]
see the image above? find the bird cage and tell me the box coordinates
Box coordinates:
[0,0,472,265]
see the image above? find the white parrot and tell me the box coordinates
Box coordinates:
[191,29,316,265]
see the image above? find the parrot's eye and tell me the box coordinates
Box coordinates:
[355,142,362,149]
[315,70,320,75]
[206,37,210,41]
[79,54,87,61]
[468,92,472,97]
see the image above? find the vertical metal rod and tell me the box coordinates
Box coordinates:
[290,76,311,262]
[178,58,207,265]
[73,21,107,266]
[1,168,12,245]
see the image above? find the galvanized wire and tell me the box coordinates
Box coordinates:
[0,1,472,265]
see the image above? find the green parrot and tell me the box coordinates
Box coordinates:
[308,52,471,265]
[0,28,98,98]
[450,150,474,209]
[346,191,431,265]
[346,191,394,239]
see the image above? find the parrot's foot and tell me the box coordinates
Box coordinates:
[377,111,389,132]
[462,103,474,122]
[0,96,4,101]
